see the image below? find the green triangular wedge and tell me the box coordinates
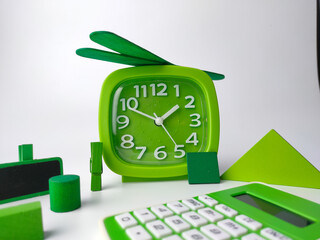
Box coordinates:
[221,129,320,189]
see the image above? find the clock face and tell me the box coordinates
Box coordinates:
[110,77,208,165]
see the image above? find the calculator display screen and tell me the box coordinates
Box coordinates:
[234,194,314,227]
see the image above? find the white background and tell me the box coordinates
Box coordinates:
[0,1,319,239]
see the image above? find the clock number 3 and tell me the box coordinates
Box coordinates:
[190,113,201,127]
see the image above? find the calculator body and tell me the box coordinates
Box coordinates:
[101,183,320,240]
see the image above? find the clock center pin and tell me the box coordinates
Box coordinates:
[154,117,164,126]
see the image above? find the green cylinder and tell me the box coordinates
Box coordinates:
[49,175,81,213]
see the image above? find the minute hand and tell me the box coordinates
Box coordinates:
[161,104,180,121]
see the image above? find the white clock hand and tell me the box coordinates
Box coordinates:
[154,113,177,146]
[161,104,180,121]
[128,106,156,121]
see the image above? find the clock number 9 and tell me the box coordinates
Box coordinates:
[116,115,129,129]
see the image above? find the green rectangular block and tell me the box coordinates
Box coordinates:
[0,201,44,240]
[187,152,220,184]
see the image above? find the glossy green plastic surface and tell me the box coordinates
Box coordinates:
[102,183,320,240]
[99,65,220,179]
[76,31,225,81]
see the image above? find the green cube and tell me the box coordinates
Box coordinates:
[0,201,44,240]
[187,152,220,184]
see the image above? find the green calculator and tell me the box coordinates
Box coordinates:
[101,183,320,240]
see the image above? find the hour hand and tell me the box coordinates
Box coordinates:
[128,106,156,121]
[161,104,180,121]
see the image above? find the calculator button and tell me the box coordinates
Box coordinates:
[215,204,238,217]
[260,228,292,240]
[150,205,173,218]
[125,225,152,240]
[167,201,190,214]
[198,195,218,206]
[235,214,262,231]
[182,211,208,227]
[133,209,156,223]
[200,224,231,240]
[163,235,183,240]
[182,198,205,210]
[182,229,210,240]
[217,219,248,237]
[164,215,191,232]
[145,220,172,238]
[242,233,265,240]
[198,208,224,222]
[115,212,138,229]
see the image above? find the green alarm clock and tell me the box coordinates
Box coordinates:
[76,31,224,181]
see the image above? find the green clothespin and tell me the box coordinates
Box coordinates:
[90,142,103,191]
[18,144,33,162]
[76,31,225,81]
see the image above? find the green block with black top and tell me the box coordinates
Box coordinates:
[0,201,44,240]
[187,152,220,184]
[0,157,63,204]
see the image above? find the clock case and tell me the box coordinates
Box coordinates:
[99,65,220,182]
[76,31,224,182]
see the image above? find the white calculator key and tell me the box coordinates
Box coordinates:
[235,214,262,231]
[167,201,190,214]
[182,229,209,240]
[125,225,152,240]
[163,235,183,240]
[217,219,248,237]
[164,215,191,232]
[198,208,224,222]
[182,211,208,227]
[133,209,156,223]
[182,198,205,210]
[150,205,173,218]
[261,228,292,240]
[200,224,231,240]
[242,233,265,240]
[115,212,138,229]
[198,195,218,206]
[215,204,238,217]
[146,220,172,238]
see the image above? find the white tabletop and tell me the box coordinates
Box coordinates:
[1,168,319,240]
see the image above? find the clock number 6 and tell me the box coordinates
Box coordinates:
[154,146,167,160]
